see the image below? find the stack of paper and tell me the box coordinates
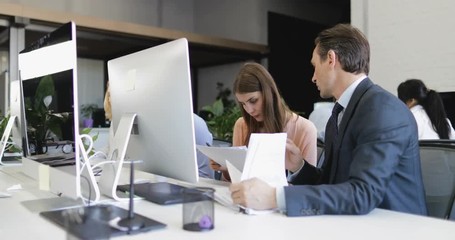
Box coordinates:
[197,133,288,214]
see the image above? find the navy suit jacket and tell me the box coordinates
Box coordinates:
[286,78,427,216]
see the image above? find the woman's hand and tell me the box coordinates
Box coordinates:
[210,159,231,181]
[285,138,304,172]
[210,159,226,171]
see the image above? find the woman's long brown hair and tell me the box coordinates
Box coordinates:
[233,62,292,145]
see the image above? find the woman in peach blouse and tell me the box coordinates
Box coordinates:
[212,62,317,180]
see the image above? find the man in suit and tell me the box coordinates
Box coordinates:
[229,24,427,216]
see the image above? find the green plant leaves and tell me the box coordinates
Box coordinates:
[80,128,99,156]
[25,75,69,143]
[203,99,241,141]
[34,75,55,113]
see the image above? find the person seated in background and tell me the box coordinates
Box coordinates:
[308,101,335,142]
[211,62,318,180]
[193,113,215,179]
[103,82,214,178]
[397,79,455,139]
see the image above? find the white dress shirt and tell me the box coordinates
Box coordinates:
[410,105,455,140]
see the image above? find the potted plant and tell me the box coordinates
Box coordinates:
[201,82,241,142]
[24,75,69,154]
[80,103,98,128]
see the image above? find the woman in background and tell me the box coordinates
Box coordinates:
[397,79,455,139]
[212,62,317,180]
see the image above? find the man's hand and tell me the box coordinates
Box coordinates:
[285,139,304,172]
[229,178,277,210]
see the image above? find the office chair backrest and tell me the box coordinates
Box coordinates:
[419,140,455,220]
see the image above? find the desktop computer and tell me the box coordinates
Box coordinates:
[100,38,200,204]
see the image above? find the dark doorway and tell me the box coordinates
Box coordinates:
[268,11,353,118]
[268,12,329,118]
[440,92,455,127]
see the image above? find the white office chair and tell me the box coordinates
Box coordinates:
[419,140,455,220]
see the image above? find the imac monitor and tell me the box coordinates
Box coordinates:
[0,73,28,165]
[10,79,28,156]
[18,22,92,200]
[0,71,6,117]
[108,38,199,184]
[0,72,26,165]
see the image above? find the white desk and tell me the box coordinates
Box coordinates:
[1,165,455,240]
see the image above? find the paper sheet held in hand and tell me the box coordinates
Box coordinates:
[199,133,288,214]
[196,145,247,171]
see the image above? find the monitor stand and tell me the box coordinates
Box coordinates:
[77,134,102,203]
[116,160,145,232]
[99,113,137,201]
[0,115,22,166]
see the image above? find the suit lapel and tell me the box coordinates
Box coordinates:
[329,78,374,182]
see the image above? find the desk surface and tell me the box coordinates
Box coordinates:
[1,165,454,240]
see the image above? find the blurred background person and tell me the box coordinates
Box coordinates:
[397,79,455,139]
[308,100,334,142]
[193,113,215,179]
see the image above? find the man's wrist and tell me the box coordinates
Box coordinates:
[291,159,305,173]
[275,186,286,212]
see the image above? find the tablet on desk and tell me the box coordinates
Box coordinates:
[117,182,189,205]
[40,205,166,238]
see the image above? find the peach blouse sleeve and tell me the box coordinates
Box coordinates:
[232,117,247,147]
[286,114,318,166]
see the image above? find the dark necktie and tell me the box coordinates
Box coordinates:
[326,102,344,140]
[321,102,344,177]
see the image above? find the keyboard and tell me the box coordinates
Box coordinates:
[117,182,188,205]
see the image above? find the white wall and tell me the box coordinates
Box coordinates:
[0,71,7,116]
[0,52,7,115]
[77,58,104,124]
[196,62,244,109]
[351,0,455,94]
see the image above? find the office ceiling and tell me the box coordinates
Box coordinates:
[0,23,266,69]
[23,24,266,69]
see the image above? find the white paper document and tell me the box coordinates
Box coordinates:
[241,133,288,187]
[196,145,247,171]
[225,133,288,215]
[226,160,242,183]
[198,134,288,214]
